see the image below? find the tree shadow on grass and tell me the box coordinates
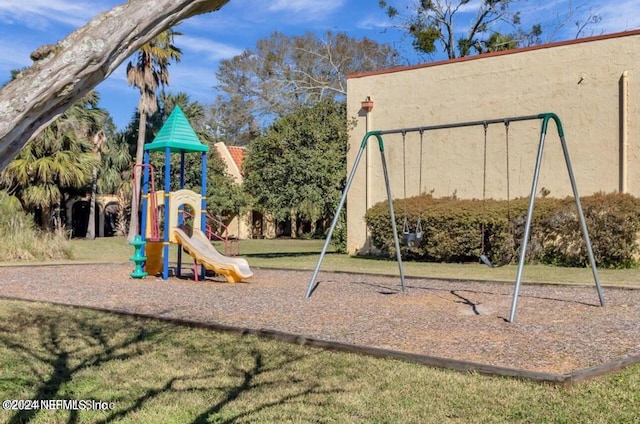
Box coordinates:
[0,304,160,424]
[0,301,344,423]
[87,347,343,424]
[190,349,343,424]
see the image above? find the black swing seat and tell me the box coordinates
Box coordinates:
[479,254,493,267]
[402,231,417,247]
[480,252,513,268]
[402,216,424,248]
[402,231,424,248]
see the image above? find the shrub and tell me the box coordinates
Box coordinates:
[536,193,640,268]
[0,193,73,261]
[364,192,640,268]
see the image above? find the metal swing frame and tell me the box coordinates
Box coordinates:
[305,112,605,323]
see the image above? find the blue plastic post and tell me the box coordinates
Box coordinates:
[163,147,171,280]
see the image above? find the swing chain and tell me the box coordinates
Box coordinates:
[504,119,514,256]
[482,121,489,204]
[402,130,407,202]
[500,119,515,267]
[400,129,424,248]
[415,130,424,240]
[504,119,511,209]
[480,121,489,261]
[480,120,514,268]
[401,131,410,235]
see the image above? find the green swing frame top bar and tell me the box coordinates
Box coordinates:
[305,112,605,323]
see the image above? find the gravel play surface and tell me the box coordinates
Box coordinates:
[1,263,639,377]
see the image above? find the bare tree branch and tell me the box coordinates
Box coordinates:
[0,0,230,171]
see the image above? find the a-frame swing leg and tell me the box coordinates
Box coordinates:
[305,132,406,298]
[380,136,407,293]
[509,113,605,322]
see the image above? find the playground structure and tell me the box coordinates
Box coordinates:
[306,113,606,322]
[132,106,252,283]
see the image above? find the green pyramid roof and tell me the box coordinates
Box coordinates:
[144,106,209,153]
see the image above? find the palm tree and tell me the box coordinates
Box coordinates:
[0,92,104,231]
[97,133,133,237]
[126,28,182,242]
[85,130,106,239]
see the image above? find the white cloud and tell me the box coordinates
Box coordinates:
[168,66,219,100]
[515,0,640,41]
[187,0,268,28]
[0,38,32,72]
[96,63,219,130]
[100,55,218,89]
[103,62,217,99]
[267,0,344,20]
[357,14,396,31]
[180,35,243,61]
[0,0,111,29]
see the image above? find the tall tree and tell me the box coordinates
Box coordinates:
[97,133,133,237]
[0,92,103,231]
[243,99,353,237]
[379,0,530,59]
[0,0,231,172]
[205,94,260,147]
[215,31,401,125]
[126,29,182,242]
[85,130,107,240]
[379,0,601,59]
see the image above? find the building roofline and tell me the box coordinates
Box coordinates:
[227,146,246,173]
[347,29,640,80]
[213,142,246,183]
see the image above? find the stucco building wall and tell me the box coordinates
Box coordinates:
[346,30,640,254]
[213,142,276,239]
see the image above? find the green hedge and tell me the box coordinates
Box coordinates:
[364,192,640,268]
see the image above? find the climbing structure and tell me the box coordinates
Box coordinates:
[138,106,252,282]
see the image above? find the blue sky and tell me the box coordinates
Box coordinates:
[1,0,639,131]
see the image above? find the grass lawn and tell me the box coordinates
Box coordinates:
[63,236,640,287]
[1,299,639,424]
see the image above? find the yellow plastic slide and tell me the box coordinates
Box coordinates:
[172,227,253,283]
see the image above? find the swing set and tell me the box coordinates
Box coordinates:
[400,129,424,248]
[305,113,606,323]
[398,123,509,259]
[478,120,513,268]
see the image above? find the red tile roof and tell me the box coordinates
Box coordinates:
[227,146,246,173]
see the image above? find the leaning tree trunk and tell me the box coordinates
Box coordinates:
[0,0,230,172]
[127,112,148,242]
